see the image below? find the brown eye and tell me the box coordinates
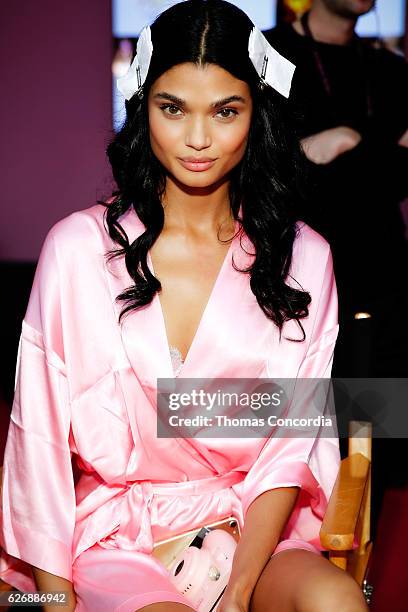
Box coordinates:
[216,108,238,119]
[160,103,182,116]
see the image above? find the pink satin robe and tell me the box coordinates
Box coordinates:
[0,203,340,610]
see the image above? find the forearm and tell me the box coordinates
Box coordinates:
[227,486,299,606]
[31,566,76,612]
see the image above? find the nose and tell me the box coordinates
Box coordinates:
[185,115,211,150]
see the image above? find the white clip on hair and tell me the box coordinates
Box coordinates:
[248,26,296,98]
[117,26,153,100]
[117,23,295,101]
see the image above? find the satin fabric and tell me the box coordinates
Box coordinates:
[71,534,320,612]
[0,203,340,607]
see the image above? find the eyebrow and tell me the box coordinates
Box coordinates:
[153,92,247,108]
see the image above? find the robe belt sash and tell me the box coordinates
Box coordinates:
[115,471,245,552]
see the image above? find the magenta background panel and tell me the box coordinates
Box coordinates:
[0,0,113,261]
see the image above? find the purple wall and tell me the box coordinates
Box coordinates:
[0,0,113,261]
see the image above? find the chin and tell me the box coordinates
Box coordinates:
[352,0,375,15]
[172,169,226,190]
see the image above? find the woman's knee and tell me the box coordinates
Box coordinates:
[295,570,369,612]
[250,549,369,612]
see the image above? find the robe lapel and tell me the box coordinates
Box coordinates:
[104,206,274,473]
[105,207,174,388]
[105,206,265,387]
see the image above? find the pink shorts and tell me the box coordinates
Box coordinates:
[73,538,320,612]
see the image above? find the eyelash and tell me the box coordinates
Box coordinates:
[159,103,239,119]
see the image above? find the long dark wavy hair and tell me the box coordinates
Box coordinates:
[102,0,311,341]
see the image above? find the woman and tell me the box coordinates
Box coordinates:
[0,1,368,611]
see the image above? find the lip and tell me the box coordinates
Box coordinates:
[178,157,217,172]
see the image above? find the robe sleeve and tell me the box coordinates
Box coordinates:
[0,226,76,583]
[240,245,340,522]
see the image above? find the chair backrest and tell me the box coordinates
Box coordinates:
[347,420,372,586]
[320,419,372,586]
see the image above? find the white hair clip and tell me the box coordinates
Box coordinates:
[117,26,153,100]
[117,23,295,102]
[248,26,296,98]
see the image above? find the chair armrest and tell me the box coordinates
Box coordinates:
[320,453,370,550]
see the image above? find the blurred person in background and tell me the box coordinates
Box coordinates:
[266,0,408,378]
[266,0,408,541]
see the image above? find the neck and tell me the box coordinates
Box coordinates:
[305,3,357,45]
[161,174,235,239]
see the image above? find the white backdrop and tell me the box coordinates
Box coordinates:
[112,0,278,36]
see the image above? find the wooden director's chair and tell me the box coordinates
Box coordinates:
[320,420,373,605]
[0,420,373,606]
